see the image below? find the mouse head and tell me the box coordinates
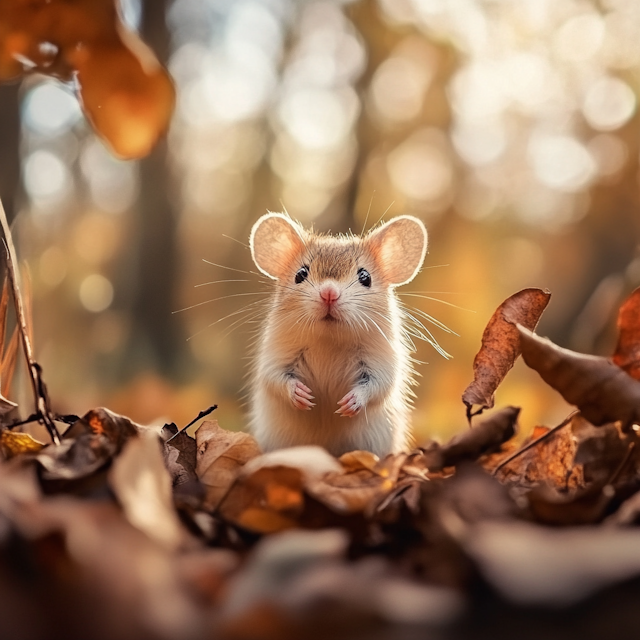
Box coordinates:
[250,212,427,324]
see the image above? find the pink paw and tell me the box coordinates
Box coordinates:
[289,380,315,410]
[336,389,364,417]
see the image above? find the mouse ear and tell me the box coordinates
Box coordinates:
[367,216,427,286]
[250,213,306,279]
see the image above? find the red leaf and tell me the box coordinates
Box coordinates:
[613,287,640,380]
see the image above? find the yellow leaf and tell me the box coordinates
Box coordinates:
[0,431,44,459]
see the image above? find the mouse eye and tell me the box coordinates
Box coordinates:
[295,266,309,284]
[357,268,371,288]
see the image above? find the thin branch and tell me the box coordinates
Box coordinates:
[0,198,60,444]
[166,404,218,443]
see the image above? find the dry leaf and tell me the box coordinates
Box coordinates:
[196,419,261,511]
[218,465,305,534]
[437,406,520,470]
[495,419,584,491]
[109,432,184,550]
[0,430,44,458]
[517,325,640,429]
[163,426,197,488]
[465,521,640,606]
[0,0,174,158]
[242,445,343,479]
[462,288,550,415]
[307,452,407,514]
[64,407,142,450]
[613,286,640,380]
[36,407,143,481]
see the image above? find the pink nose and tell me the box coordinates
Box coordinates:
[320,284,340,305]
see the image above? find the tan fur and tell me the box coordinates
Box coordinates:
[248,213,428,457]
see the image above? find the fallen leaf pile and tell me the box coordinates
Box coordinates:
[0,0,174,158]
[2,287,640,638]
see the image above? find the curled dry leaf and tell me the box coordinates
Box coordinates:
[436,406,520,470]
[613,286,640,381]
[0,430,44,459]
[196,419,261,511]
[462,288,550,416]
[517,325,640,429]
[0,0,174,158]
[109,432,184,550]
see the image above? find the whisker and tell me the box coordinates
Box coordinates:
[185,300,267,341]
[202,259,263,277]
[195,279,252,288]
[360,191,375,237]
[222,234,250,249]
[173,292,268,314]
[371,200,395,230]
[402,305,457,335]
[399,293,474,313]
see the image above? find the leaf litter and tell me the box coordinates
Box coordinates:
[2,210,640,638]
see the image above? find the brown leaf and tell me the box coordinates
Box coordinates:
[613,287,640,380]
[526,484,612,526]
[221,529,462,628]
[36,408,143,481]
[462,288,551,416]
[465,521,640,606]
[495,418,584,491]
[607,490,640,526]
[63,407,142,451]
[36,433,115,481]
[217,447,343,533]
[437,406,520,470]
[109,432,184,550]
[0,430,44,459]
[517,325,640,429]
[218,465,305,534]
[74,42,175,158]
[306,452,407,515]
[0,0,174,159]
[195,419,261,511]
[163,427,197,488]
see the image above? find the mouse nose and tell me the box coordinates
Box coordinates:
[320,283,340,305]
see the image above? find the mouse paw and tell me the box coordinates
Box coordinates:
[289,379,315,410]
[336,389,364,417]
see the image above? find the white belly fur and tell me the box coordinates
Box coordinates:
[250,329,410,457]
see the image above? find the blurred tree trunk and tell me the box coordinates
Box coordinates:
[0,82,21,223]
[125,0,185,379]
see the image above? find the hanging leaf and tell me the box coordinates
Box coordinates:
[0,0,174,159]
[462,289,551,417]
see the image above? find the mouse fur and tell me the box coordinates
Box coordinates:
[248,212,428,458]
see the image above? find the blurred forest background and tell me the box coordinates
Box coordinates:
[2,0,640,442]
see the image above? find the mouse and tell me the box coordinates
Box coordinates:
[248,212,428,458]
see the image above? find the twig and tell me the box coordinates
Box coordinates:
[166,404,217,443]
[0,198,60,444]
[492,410,578,476]
[608,441,636,486]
